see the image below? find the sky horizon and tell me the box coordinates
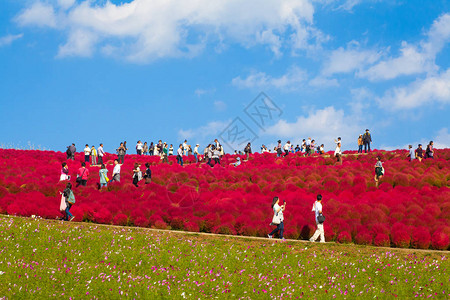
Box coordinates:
[0,0,449,153]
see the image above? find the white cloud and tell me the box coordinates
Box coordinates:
[337,0,362,11]
[15,0,320,62]
[214,100,227,112]
[194,88,216,97]
[15,2,57,28]
[263,106,360,150]
[377,69,450,110]
[178,120,231,142]
[308,76,339,87]
[0,34,23,47]
[433,128,450,149]
[232,66,307,90]
[322,41,380,76]
[362,13,450,81]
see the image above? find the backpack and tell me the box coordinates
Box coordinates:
[66,147,71,156]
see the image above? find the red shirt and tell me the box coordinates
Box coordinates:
[77,167,90,180]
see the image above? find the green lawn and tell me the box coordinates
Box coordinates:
[0,216,449,299]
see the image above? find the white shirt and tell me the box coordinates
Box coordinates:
[273,203,284,222]
[177,148,183,156]
[312,201,322,223]
[136,143,143,150]
[194,146,199,154]
[97,146,104,157]
[113,164,121,175]
[284,143,290,151]
[84,147,91,155]
[334,146,341,156]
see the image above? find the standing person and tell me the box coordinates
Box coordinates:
[205,144,212,165]
[194,144,200,163]
[90,145,97,165]
[183,140,188,156]
[415,144,424,162]
[283,141,291,157]
[99,164,109,188]
[68,143,76,160]
[362,129,372,153]
[335,142,342,165]
[306,137,312,155]
[310,140,316,155]
[407,145,416,161]
[136,140,143,155]
[144,162,152,184]
[156,140,163,156]
[62,182,76,221]
[357,134,363,153]
[149,142,154,156]
[268,197,285,240]
[177,144,184,166]
[318,144,325,155]
[111,159,121,182]
[212,146,221,165]
[59,162,70,181]
[123,141,128,154]
[143,142,149,155]
[374,156,384,188]
[276,140,283,157]
[425,141,434,159]
[244,143,252,161]
[117,143,126,164]
[132,163,142,187]
[76,162,89,187]
[83,144,91,163]
[97,143,105,165]
[161,143,169,163]
[168,144,174,156]
[310,194,325,243]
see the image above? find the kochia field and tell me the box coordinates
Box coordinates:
[0,148,449,250]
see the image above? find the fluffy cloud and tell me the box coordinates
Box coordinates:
[263,106,360,150]
[232,66,307,90]
[16,0,320,62]
[321,41,380,76]
[377,69,450,110]
[362,13,450,81]
[0,34,23,47]
[433,128,450,149]
[178,120,231,144]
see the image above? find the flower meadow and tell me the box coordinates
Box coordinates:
[0,148,449,250]
[0,216,449,298]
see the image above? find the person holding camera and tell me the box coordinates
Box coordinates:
[310,194,325,243]
[268,197,285,240]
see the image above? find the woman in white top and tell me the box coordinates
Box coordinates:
[136,140,143,155]
[334,142,342,165]
[132,163,142,187]
[268,197,286,240]
[310,194,325,243]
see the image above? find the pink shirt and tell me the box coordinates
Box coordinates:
[77,167,89,180]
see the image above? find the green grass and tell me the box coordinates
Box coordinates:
[0,216,449,299]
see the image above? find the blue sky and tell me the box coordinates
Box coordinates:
[0,0,449,153]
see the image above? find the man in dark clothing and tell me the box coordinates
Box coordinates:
[362,129,372,153]
[67,143,76,160]
[244,143,252,161]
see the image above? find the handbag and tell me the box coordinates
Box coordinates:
[59,195,67,211]
[317,213,325,224]
[271,212,281,225]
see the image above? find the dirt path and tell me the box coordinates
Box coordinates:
[2,214,448,254]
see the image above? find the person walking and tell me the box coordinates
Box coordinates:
[415,144,424,162]
[67,143,76,160]
[83,144,91,163]
[162,143,169,163]
[194,144,200,163]
[97,143,105,165]
[310,194,325,243]
[136,140,143,155]
[132,163,142,187]
[183,140,189,156]
[143,142,149,155]
[268,197,285,240]
[244,143,252,161]
[144,162,152,184]
[374,156,384,188]
[117,143,126,164]
[276,140,283,157]
[362,129,372,153]
[425,141,434,159]
[407,145,416,161]
[168,144,174,156]
[61,182,76,221]
[357,134,363,153]
[59,162,70,181]
[284,141,291,157]
[99,164,108,188]
[177,144,184,166]
[149,142,154,156]
[335,142,342,165]
[111,159,121,182]
[76,162,89,187]
[90,145,97,165]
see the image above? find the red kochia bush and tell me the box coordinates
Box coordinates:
[431,231,450,250]
[113,213,129,226]
[337,231,352,244]
[391,228,411,248]
[411,227,431,249]
[373,233,390,247]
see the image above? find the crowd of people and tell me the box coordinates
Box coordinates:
[59,132,437,232]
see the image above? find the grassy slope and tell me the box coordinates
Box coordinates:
[0,216,449,299]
